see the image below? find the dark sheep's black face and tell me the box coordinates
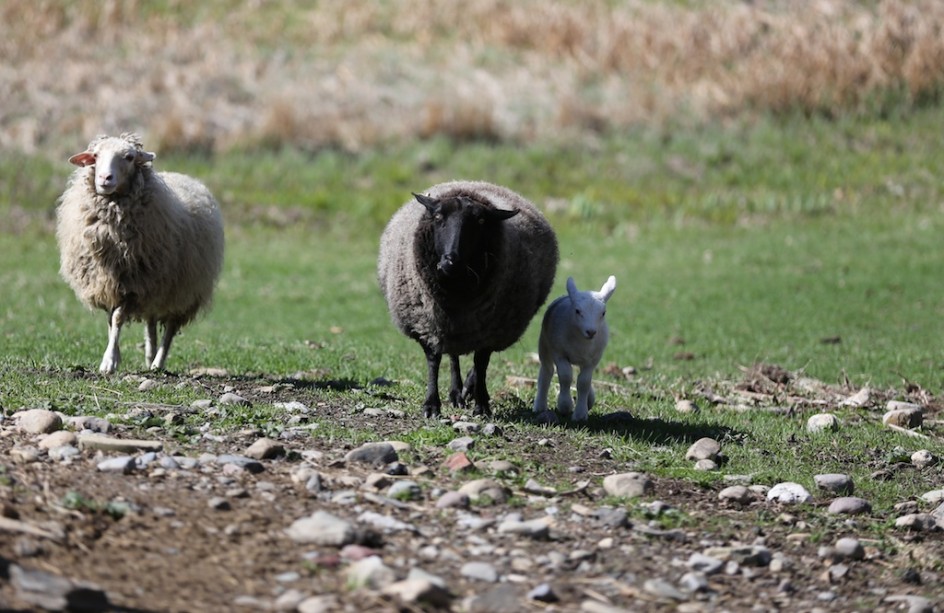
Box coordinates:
[413,192,518,278]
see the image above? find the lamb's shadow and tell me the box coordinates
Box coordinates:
[498,397,741,446]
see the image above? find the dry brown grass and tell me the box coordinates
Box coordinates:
[2,0,943,156]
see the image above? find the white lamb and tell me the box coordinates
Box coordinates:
[533,275,617,422]
[56,133,224,374]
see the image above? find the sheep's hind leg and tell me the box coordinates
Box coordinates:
[144,319,158,367]
[421,345,443,418]
[150,319,181,371]
[447,354,465,408]
[469,350,492,417]
[533,357,554,414]
[99,306,125,374]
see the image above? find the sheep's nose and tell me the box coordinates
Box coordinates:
[585,329,596,339]
[437,253,457,275]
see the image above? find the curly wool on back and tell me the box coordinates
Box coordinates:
[378,180,559,417]
[56,132,224,373]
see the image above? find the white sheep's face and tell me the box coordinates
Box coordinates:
[566,275,617,340]
[69,137,155,196]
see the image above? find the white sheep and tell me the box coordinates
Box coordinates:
[533,275,616,422]
[56,133,224,374]
[378,181,559,417]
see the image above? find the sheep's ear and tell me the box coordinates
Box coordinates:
[412,192,439,214]
[137,150,156,164]
[69,151,95,167]
[566,276,578,299]
[486,207,519,222]
[599,275,617,302]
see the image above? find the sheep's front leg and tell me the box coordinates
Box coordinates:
[470,350,492,417]
[572,366,596,422]
[421,344,443,418]
[533,356,555,414]
[554,358,575,418]
[144,319,158,366]
[99,306,125,374]
[447,354,465,408]
[150,319,181,371]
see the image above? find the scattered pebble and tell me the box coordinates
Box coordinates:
[718,485,754,505]
[460,561,498,583]
[814,473,854,495]
[767,482,812,504]
[806,413,839,433]
[244,437,284,460]
[911,449,936,468]
[882,407,922,429]
[285,511,360,546]
[685,437,721,462]
[602,472,653,498]
[827,497,871,516]
[14,409,62,435]
[345,442,398,466]
[219,392,251,407]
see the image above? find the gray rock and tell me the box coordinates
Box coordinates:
[387,480,422,501]
[48,445,81,461]
[685,437,721,461]
[448,436,475,452]
[718,485,754,505]
[208,497,231,511]
[286,510,359,546]
[215,454,265,474]
[461,561,499,583]
[297,595,339,613]
[675,399,699,414]
[602,472,653,498]
[68,415,112,433]
[382,578,453,608]
[884,594,935,613]
[497,516,552,539]
[452,420,481,433]
[10,564,110,611]
[814,473,854,495]
[435,491,470,509]
[219,392,251,407]
[694,458,719,471]
[458,479,510,504]
[806,413,839,433]
[96,456,136,474]
[883,407,922,429]
[834,537,865,560]
[464,584,520,613]
[766,482,812,504]
[919,489,944,505]
[687,552,724,575]
[527,583,559,602]
[911,449,936,468]
[679,571,709,592]
[38,431,77,450]
[827,496,871,515]
[345,556,396,590]
[244,437,284,460]
[274,400,310,412]
[14,409,62,434]
[895,513,942,531]
[643,578,687,600]
[357,510,416,533]
[191,399,214,410]
[345,442,399,466]
[273,588,306,610]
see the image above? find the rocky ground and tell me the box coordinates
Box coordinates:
[1,369,943,613]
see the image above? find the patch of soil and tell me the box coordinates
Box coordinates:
[1,368,942,612]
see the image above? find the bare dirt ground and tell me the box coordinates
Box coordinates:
[1,368,943,612]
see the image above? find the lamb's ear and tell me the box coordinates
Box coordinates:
[69,151,95,167]
[412,192,439,214]
[137,150,156,164]
[599,275,617,302]
[566,276,578,300]
[486,207,519,222]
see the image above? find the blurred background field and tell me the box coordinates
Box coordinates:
[2,0,944,393]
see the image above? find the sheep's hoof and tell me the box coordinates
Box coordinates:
[535,409,559,424]
[423,404,441,419]
[472,404,491,418]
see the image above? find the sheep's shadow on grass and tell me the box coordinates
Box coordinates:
[498,397,742,447]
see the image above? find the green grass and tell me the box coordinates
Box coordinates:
[3,109,944,518]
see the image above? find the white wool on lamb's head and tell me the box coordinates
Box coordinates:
[566,275,616,340]
[68,132,155,196]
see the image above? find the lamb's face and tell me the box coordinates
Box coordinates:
[412,192,518,278]
[69,136,155,196]
[567,276,616,340]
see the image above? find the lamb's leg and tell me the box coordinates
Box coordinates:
[150,319,181,371]
[533,357,555,413]
[99,306,125,374]
[421,344,443,418]
[554,358,575,418]
[144,319,158,366]
[572,366,595,422]
[447,354,465,408]
[470,350,492,417]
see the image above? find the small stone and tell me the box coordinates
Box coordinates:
[718,485,754,505]
[486,460,516,474]
[911,450,936,468]
[688,553,724,575]
[382,578,453,608]
[894,514,941,532]
[219,392,251,407]
[602,472,653,498]
[68,416,111,433]
[884,594,934,613]
[452,421,480,433]
[919,489,944,505]
[767,482,812,504]
[679,571,709,593]
[527,583,559,602]
[297,595,339,613]
[807,413,839,433]
[523,479,557,496]
[387,480,422,501]
[96,456,135,474]
[10,564,110,611]
[208,497,231,511]
[827,497,871,515]
[215,454,264,474]
[839,387,871,407]
[643,578,687,600]
[138,378,159,391]
[244,437,285,460]
[464,584,519,612]
[286,510,359,546]
[345,556,396,590]
[675,399,699,414]
[191,399,213,410]
[883,407,922,429]
[48,445,81,461]
[497,516,552,539]
[448,436,475,452]
[435,491,470,509]
[461,561,498,583]
[458,479,509,504]
[685,437,721,461]
[694,458,718,471]
[814,473,854,495]
[38,431,77,450]
[345,442,398,466]
[14,409,62,434]
[834,537,865,560]
[443,451,475,473]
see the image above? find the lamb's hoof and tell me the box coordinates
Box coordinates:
[471,404,491,418]
[423,405,441,419]
[535,410,559,424]
[448,390,466,409]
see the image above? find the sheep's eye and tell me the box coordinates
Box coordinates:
[434,213,443,222]
[575,309,582,315]
[124,153,135,161]
[478,217,485,225]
